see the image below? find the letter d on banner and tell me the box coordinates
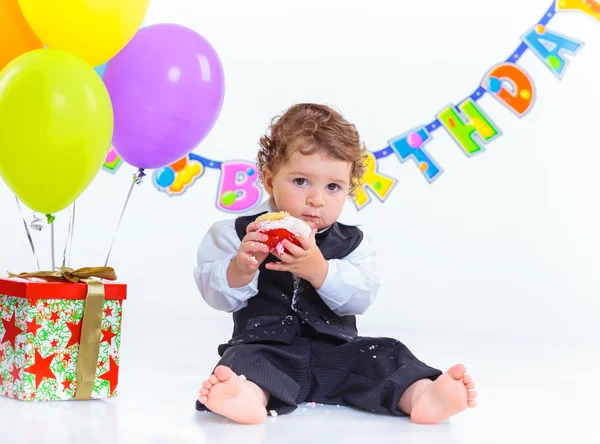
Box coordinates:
[482,63,535,117]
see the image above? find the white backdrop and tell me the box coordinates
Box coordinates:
[1,0,598,344]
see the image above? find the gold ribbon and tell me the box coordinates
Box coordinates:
[8,267,117,400]
[8,266,117,283]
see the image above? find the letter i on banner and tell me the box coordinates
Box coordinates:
[103,147,123,172]
[353,152,396,210]
[438,100,501,156]
[556,0,600,22]
[217,161,262,212]
[482,63,535,117]
[388,127,442,183]
[522,25,583,78]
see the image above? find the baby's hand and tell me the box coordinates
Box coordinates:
[266,228,328,289]
[235,222,270,275]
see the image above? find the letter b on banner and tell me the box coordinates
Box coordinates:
[217,161,262,212]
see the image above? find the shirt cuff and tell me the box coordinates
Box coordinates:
[316,259,354,311]
[211,255,260,302]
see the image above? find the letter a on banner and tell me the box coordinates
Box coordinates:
[522,25,583,78]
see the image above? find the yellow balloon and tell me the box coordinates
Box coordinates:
[18,0,149,67]
[0,49,114,214]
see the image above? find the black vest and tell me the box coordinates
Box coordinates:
[221,212,364,352]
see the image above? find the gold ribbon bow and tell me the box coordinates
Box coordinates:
[8,266,117,283]
[8,267,117,400]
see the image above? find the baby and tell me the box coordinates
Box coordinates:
[193,103,477,424]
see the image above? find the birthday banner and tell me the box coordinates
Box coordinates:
[103,1,600,213]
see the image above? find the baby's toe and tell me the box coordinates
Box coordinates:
[463,375,472,385]
[448,364,467,380]
[468,390,477,400]
[202,380,212,390]
[200,388,209,396]
[468,400,477,408]
[209,374,219,385]
[465,382,475,390]
[199,395,208,404]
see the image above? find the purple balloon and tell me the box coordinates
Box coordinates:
[103,24,225,169]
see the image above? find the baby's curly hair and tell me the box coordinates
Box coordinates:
[257,103,367,196]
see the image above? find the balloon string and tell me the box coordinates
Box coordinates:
[15,197,41,271]
[69,202,75,266]
[62,202,76,268]
[104,168,145,267]
[49,215,56,271]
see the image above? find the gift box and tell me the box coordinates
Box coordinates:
[0,270,126,401]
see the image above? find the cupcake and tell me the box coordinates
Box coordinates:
[255,211,311,255]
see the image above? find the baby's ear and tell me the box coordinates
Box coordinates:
[262,169,274,194]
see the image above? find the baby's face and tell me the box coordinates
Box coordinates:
[263,150,352,230]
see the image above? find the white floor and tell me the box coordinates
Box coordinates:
[1,320,598,444]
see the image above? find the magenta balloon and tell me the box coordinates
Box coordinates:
[103,24,225,169]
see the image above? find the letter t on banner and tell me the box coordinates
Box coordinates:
[388,127,443,183]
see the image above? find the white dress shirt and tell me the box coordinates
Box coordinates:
[193,198,379,316]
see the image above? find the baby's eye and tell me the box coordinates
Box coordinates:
[294,178,308,186]
[327,183,340,191]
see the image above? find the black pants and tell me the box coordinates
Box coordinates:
[196,329,441,416]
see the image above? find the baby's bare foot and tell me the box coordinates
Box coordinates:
[410,364,477,424]
[198,365,267,425]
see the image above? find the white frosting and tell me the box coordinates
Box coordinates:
[258,215,311,238]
